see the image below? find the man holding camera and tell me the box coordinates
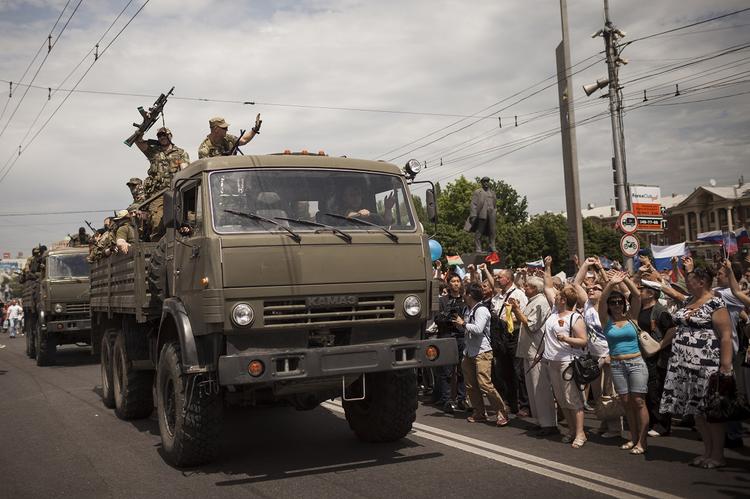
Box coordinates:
[434,273,468,413]
[454,282,510,426]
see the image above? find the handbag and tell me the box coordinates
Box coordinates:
[629,320,660,357]
[705,372,750,423]
[564,353,601,389]
[595,395,625,420]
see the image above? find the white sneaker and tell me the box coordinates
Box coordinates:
[647,429,661,437]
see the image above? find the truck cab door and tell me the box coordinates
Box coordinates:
[172,180,206,321]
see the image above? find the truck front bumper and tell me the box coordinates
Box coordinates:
[218,337,458,386]
[45,319,91,333]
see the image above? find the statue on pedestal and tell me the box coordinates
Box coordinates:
[463,177,497,253]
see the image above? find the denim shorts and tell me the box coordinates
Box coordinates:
[610,356,648,395]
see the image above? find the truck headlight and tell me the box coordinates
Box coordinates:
[231,303,254,327]
[403,295,421,317]
[54,303,64,313]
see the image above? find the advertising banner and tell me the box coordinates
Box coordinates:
[630,185,662,232]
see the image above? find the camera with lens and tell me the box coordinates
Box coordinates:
[435,299,464,337]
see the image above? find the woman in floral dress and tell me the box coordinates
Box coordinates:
[659,266,734,469]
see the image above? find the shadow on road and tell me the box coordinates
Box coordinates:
[160,404,443,485]
[49,345,98,367]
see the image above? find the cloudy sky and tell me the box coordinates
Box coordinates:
[0,0,748,255]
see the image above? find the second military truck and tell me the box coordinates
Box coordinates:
[25,246,92,365]
[92,153,456,466]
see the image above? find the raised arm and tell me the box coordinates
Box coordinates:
[623,275,641,319]
[723,259,750,308]
[543,255,556,308]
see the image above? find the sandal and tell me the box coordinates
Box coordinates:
[620,441,636,450]
[689,456,708,467]
[571,437,587,449]
[467,415,488,423]
[630,446,646,455]
[496,416,509,427]
[699,459,726,470]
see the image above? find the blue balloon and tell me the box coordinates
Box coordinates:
[428,239,442,261]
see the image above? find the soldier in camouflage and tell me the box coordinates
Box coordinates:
[134,127,189,240]
[127,177,145,203]
[198,114,262,158]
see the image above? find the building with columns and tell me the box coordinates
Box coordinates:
[666,181,750,242]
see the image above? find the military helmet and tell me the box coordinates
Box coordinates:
[126,177,142,186]
[156,127,173,138]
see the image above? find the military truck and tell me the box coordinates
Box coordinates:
[92,153,456,467]
[25,247,92,365]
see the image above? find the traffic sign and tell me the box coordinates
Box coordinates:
[617,211,638,234]
[620,234,640,257]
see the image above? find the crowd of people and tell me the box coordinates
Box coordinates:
[425,252,750,469]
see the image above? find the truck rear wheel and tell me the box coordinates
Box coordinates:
[112,332,154,420]
[342,370,417,442]
[100,332,115,409]
[35,325,56,366]
[156,342,223,467]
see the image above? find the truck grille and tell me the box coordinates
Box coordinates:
[66,303,90,314]
[264,295,395,327]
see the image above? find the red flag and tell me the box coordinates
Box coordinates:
[485,251,500,265]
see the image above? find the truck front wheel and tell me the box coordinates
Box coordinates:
[156,342,223,467]
[100,332,115,409]
[342,370,417,442]
[112,332,154,419]
[35,326,56,366]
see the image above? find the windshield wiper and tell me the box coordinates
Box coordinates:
[274,217,352,243]
[223,209,302,243]
[322,213,398,242]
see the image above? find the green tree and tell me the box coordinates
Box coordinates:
[582,219,621,260]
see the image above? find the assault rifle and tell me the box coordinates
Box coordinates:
[225,129,246,156]
[124,86,175,147]
[84,220,96,233]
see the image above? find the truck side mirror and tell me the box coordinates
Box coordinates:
[163,191,175,230]
[426,189,438,224]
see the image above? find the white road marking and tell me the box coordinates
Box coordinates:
[322,401,681,499]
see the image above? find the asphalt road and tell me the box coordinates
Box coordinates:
[0,336,748,499]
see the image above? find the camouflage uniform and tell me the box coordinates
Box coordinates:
[198,134,238,159]
[143,144,190,197]
[127,177,145,203]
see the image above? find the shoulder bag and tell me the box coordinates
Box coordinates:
[628,319,660,357]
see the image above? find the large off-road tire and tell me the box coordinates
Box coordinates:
[100,332,115,409]
[35,326,56,366]
[147,237,167,304]
[112,332,154,420]
[342,369,418,442]
[157,342,223,467]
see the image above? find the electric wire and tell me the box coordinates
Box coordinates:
[627,7,750,44]
[0,0,82,140]
[0,0,150,185]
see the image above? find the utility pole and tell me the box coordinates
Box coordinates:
[600,0,632,271]
[557,0,585,271]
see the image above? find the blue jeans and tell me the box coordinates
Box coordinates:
[8,318,20,338]
[435,337,466,404]
[611,356,648,395]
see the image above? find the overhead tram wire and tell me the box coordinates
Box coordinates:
[0,0,72,125]
[0,0,151,185]
[8,0,137,160]
[0,0,82,140]
[626,7,750,44]
[375,53,604,161]
[0,209,112,217]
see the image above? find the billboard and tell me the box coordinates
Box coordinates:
[630,185,662,232]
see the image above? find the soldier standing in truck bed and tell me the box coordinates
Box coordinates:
[134,127,189,240]
[198,115,262,158]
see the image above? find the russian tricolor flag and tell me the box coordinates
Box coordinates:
[651,242,688,271]
[697,230,723,243]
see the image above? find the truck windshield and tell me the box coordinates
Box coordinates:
[47,254,90,278]
[209,169,416,234]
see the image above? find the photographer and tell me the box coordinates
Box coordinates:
[454,282,510,426]
[434,273,468,413]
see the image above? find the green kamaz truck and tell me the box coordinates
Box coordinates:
[92,153,456,466]
[25,246,91,365]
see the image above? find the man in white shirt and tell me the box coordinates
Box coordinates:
[7,300,23,339]
[491,269,529,416]
[453,282,510,426]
